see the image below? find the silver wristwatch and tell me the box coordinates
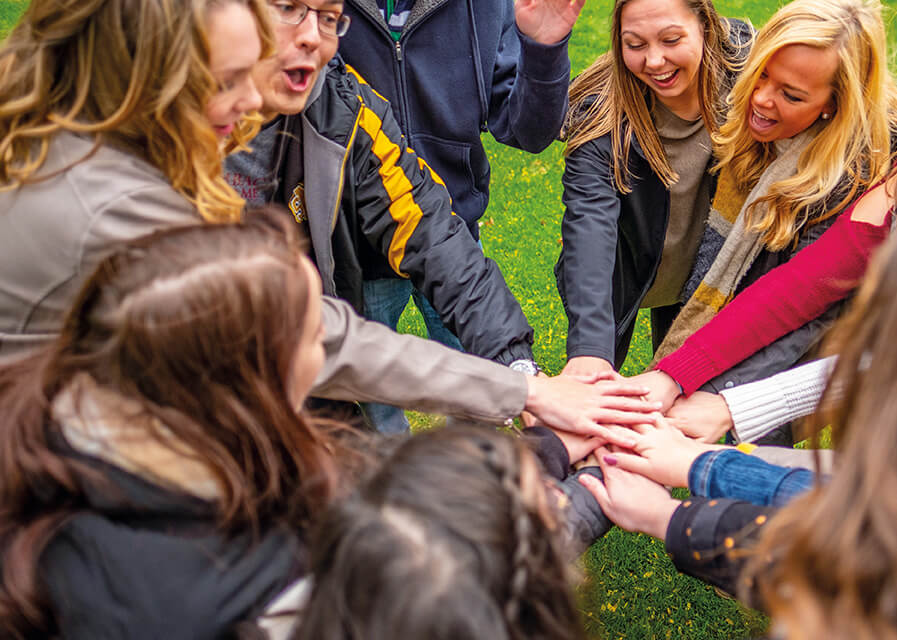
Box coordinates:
[508,358,540,376]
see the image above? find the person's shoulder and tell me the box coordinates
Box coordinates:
[720,17,755,60]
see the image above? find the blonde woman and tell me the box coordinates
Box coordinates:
[0,0,272,356]
[634,0,897,410]
[556,0,752,378]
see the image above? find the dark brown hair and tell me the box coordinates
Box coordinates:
[743,231,897,639]
[0,210,347,636]
[295,426,586,640]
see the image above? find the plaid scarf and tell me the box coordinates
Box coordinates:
[651,128,816,364]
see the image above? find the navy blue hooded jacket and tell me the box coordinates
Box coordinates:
[339,0,572,238]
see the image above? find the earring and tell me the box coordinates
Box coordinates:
[821,112,831,120]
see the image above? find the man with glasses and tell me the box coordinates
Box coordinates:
[225,0,541,433]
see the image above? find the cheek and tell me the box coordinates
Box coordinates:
[205,95,226,123]
[621,50,642,76]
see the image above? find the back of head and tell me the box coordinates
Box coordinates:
[715,0,895,248]
[0,209,345,636]
[296,426,586,640]
[744,234,897,639]
[0,0,273,221]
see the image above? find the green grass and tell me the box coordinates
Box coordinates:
[1,1,894,637]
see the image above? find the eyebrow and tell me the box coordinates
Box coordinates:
[621,24,687,38]
[782,83,809,96]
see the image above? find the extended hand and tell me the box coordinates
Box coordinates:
[625,369,681,412]
[561,356,617,382]
[599,417,724,488]
[666,391,734,443]
[578,446,679,539]
[515,0,585,45]
[525,373,662,438]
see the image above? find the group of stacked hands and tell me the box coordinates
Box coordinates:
[1,0,896,636]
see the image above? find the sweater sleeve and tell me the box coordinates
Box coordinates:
[656,209,890,394]
[720,357,836,443]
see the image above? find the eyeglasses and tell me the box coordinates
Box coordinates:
[268,1,351,37]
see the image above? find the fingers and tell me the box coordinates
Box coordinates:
[588,408,660,426]
[578,473,611,512]
[596,395,663,412]
[601,450,654,478]
[592,381,658,398]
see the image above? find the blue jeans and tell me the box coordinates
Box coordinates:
[688,449,816,507]
[361,278,464,434]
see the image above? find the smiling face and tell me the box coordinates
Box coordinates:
[204,1,264,139]
[619,0,705,117]
[252,0,343,117]
[748,44,838,142]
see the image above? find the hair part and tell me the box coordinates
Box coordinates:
[564,0,746,193]
[0,0,274,221]
[713,0,897,250]
[295,426,586,640]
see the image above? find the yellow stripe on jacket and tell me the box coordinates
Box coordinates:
[357,104,425,276]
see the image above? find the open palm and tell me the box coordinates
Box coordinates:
[515,0,586,45]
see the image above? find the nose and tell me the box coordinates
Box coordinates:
[293,10,322,50]
[644,44,665,70]
[241,75,264,114]
[752,78,774,107]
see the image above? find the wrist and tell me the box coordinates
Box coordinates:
[645,498,680,540]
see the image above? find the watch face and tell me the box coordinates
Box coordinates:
[510,360,539,376]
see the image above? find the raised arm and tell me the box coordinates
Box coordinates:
[484,0,583,151]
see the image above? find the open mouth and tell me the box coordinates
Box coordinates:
[284,67,313,92]
[650,69,679,87]
[750,108,776,131]
[213,123,235,138]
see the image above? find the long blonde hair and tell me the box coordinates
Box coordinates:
[564,0,745,193]
[0,0,274,222]
[714,0,897,250]
[742,232,897,640]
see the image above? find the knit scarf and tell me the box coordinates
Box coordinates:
[651,129,815,364]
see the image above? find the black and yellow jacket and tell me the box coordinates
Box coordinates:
[278,57,534,364]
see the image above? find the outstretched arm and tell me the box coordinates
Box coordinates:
[656,182,892,394]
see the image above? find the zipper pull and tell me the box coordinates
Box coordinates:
[395,41,402,62]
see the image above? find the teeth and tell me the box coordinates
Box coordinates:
[752,109,774,123]
[653,70,676,81]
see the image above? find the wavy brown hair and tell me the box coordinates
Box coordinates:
[564,0,747,192]
[296,426,585,640]
[0,211,351,637]
[713,0,897,250]
[0,0,274,221]
[742,232,897,640]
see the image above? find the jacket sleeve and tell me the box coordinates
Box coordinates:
[696,211,847,392]
[688,449,816,507]
[556,137,622,363]
[656,209,890,394]
[665,497,775,596]
[312,296,529,423]
[485,9,571,152]
[349,81,535,364]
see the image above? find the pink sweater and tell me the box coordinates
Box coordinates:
[656,201,892,394]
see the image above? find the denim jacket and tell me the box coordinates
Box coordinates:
[688,449,819,507]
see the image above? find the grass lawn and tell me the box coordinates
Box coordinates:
[1,1,894,637]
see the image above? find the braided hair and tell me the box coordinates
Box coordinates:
[295,426,586,640]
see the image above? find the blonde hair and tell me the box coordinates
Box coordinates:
[564,0,746,193]
[0,0,274,222]
[714,0,897,250]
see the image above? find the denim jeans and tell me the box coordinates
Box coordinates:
[361,278,464,434]
[688,449,816,507]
